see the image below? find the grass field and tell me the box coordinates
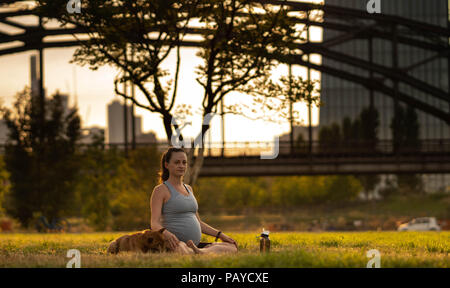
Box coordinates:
[0,231,449,268]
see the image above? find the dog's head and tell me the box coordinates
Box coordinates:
[140,228,168,253]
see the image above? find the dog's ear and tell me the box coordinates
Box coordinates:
[158,228,166,234]
[147,237,154,243]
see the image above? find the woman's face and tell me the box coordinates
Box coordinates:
[165,152,187,178]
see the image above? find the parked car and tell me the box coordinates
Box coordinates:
[397,217,441,231]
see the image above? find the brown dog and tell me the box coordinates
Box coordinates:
[107,229,237,255]
[107,228,169,254]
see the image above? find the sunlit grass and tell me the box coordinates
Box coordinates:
[0,231,448,267]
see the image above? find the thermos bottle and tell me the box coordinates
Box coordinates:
[259,229,270,253]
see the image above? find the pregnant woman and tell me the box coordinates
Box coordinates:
[150,147,238,253]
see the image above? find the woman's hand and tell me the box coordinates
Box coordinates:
[219,233,238,248]
[162,229,180,251]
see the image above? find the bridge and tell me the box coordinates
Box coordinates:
[83,139,450,176]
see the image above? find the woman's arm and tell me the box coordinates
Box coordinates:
[150,186,165,231]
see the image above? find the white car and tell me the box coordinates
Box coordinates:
[397,217,441,231]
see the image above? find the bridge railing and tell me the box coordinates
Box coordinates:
[199,139,450,157]
[1,139,449,157]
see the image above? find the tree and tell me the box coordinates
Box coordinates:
[356,107,380,199]
[404,106,420,150]
[318,121,341,153]
[1,88,81,226]
[390,105,422,194]
[37,0,303,186]
[391,104,420,153]
[37,0,198,142]
[318,107,381,199]
[359,107,379,146]
[271,176,327,207]
[341,117,353,145]
[193,177,229,213]
[323,175,362,205]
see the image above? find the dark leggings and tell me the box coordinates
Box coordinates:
[197,242,212,248]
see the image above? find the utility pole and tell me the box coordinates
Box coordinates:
[306,11,313,154]
[289,62,294,155]
[220,97,225,157]
[123,71,128,157]
[38,16,45,143]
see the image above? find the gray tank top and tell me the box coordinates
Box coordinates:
[161,180,202,245]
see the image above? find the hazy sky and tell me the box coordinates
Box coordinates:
[0,1,323,143]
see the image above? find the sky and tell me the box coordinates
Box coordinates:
[0,1,323,143]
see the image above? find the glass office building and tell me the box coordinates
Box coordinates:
[320,0,449,192]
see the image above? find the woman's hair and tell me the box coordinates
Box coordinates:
[159,147,187,183]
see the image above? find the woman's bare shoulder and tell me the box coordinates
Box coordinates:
[152,183,169,195]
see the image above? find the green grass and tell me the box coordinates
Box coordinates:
[0,231,449,268]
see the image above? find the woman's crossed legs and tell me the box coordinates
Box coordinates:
[172,240,238,254]
[188,241,238,254]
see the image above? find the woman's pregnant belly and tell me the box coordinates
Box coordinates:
[162,212,202,245]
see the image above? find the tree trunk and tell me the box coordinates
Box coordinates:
[184,146,205,186]
[183,122,210,185]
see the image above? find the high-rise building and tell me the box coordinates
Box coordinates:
[319,0,450,192]
[30,55,39,98]
[107,100,142,144]
[30,55,46,99]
